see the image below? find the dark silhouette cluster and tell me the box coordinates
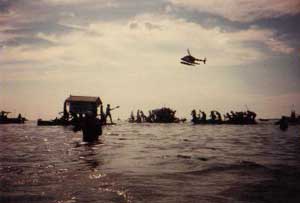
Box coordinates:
[0,111,26,124]
[191,109,257,125]
[129,107,186,123]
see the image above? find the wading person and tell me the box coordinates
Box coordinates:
[82,111,102,142]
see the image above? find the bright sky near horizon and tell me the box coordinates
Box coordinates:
[1,0,300,119]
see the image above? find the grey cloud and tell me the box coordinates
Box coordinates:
[168,4,300,52]
[1,36,55,47]
[255,14,300,49]
[2,0,299,53]
[0,0,18,13]
[3,21,82,35]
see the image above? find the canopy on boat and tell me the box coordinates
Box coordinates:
[65,95,102,115]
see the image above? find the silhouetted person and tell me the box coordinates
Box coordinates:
[148,110,154,122]
[225,113,232,121]
[291,110,296,122]
[279,116,288,131]
[200,111,206,121]
[0,111,8,119]
[136,110,141,123]
[210,111,216,121]
[82,111,102,142]
[140,111,147,122]
[105,104,113,124]
[130,111,135,122]
[247,110,256,121]
[198,110,202,119]
[191,110,198,122]
[215,111,222,121]
[230,111,236,118]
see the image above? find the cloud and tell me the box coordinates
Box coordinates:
[169,0,300,22]
[1,14,295,90]
[0,0,19,13]
[1,14,293,69]
[44,0,118,7]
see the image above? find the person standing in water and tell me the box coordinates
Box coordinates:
[105,104,119,124]
[279,116,288,131]
[105,104,113,124]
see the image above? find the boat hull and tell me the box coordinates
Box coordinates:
[0,118,25,124]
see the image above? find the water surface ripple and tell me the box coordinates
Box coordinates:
[1,122,300,203]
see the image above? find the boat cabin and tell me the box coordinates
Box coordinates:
[64,95,102,116]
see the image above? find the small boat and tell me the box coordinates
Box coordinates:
[37,119,71,126]
[0,118,26,124]
[0,111,26,124]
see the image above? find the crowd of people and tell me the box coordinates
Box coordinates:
[129,107,184,123]
[191,109,257,124]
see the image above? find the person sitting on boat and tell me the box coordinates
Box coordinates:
[230,111,238,122]
[140,111,147,122]
[147,110,154,122]
[200,111,206,121]
[136,110,142,123]
[215,111,222,121]
[225,113,232,121]
[191,110,198,122]
[130,111,135,122]
[198,110,202,119]
[246,110,256,122]
[0,111,8,120]
[210,111,217,121]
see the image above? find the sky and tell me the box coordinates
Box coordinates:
[1,0,300,119]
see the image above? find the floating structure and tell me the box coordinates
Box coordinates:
[129,107,186,123]
[37,95,103,142]
[38,95,102,126]
[0,111,26,124]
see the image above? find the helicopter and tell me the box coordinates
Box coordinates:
[180,49,206,66]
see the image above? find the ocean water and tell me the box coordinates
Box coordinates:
[1,121,300,203]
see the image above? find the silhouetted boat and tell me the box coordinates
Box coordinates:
[129,107,186,124]
[192,119,257,125]
[0,117,26,124]
[37,119,71,126]
[0,111,26,124]
[274,110,300,126]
